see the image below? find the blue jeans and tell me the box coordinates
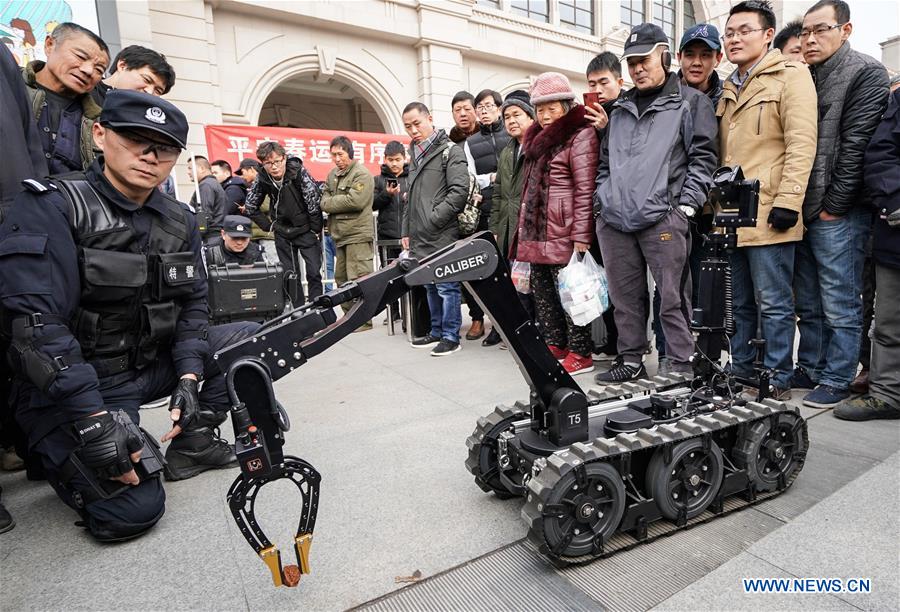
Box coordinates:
[794,207,870,388]
[730,243,796,388]
[323,234,336,291]
[425,282,462,343]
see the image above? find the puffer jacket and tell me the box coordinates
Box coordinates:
[321,159,375,246]
[402,129,469,259]
[803,42,890,221]
[717,50,818,246]
[595,72,718,233]
[864,88,900,269]
[515,105,599,265]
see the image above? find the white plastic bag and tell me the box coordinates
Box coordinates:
[510,260,531,294]
[557,251,607,326]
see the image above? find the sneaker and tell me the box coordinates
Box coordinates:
[658,358,692,378]
[849,369,869,394]
[411,335,440,349]
[164,427,238,481]
[593,342,618,361]
[834,395,900,421]
[547,344,569,361]
[431,339,461,356]
[803,384,851,409]
[595,362,646,384]
[482,328,502,347]
[790,367,816,390]
[562,352,594,375]
[465,320,485,340]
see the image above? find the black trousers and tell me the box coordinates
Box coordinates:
[19,322,258,540]
[276,234,323,305]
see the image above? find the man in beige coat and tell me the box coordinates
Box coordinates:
[717,0,818,398]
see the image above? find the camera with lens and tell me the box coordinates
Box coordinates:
[708,166,759,232]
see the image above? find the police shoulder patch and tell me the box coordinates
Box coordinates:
[21,179,57,194]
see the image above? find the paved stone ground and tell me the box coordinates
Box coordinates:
[1,315,897,611]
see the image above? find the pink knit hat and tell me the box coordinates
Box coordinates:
[530,72,576,106]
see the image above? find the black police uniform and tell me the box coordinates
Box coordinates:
[207,239,264,266]
[0,91,258,541]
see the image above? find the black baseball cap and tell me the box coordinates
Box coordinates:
[99,89,188,148]
[223,215,252,238]
[679,23,722,52]
[622,23,670,60]
[236,158,260,175]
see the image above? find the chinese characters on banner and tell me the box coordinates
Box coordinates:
[204,125,409,181]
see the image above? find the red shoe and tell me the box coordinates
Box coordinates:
[562,352,594,375]
[547,344,569,361]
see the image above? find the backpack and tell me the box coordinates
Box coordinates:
[441,143,482,236]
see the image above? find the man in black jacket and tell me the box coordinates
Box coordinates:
[188,155,226,240]
[835,87,900,421]
[244,141,323,305]
[372,140,408,244]
[211,159,247,216]
[463,90,510,344]
[792,0,890,409]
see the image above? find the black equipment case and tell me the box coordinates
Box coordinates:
[208,262,286,324]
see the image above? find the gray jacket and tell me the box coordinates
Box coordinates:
[594,72,718,233]
[803,42,890,221]
[402,129,469,259]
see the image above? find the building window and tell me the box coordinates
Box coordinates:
[653,1,676,47]
[511,0,549,23]
[684,0,696,30]
[620,0,643,29]
[559,0,594,34]
[477,0,500,8]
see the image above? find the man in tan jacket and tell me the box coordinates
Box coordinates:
[717,0,817,398]
[321,135,375,328]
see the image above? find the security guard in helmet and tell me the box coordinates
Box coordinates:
[0,90,258,542]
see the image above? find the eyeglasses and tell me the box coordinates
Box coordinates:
[475,103,497,112]
[721,27,764,41]
[112,129,180,162]
[799,23,846,39]
[262,156,285,169]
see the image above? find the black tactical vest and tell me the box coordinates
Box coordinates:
[55,176,197,373]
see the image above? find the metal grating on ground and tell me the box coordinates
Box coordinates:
[557,508,786,611]
[358,542,603,612]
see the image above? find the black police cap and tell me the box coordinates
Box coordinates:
[223,215,252,237]
[100,90,188,149]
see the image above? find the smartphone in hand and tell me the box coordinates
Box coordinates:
[583,91,601,107]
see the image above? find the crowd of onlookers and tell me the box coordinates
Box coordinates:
[0,0,898,536]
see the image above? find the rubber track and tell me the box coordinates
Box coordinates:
[465,375,808,566]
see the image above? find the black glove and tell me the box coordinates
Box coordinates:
[767,206,799,231]
[73,411,143,480]
[169,377,200,430]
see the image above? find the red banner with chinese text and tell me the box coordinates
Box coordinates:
[203,125,409,182]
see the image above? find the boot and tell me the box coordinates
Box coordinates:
[164,427,238,481]
[849,369,869,394]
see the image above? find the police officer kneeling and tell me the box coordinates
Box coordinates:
[0,91,258,542]
[206,215,264,266]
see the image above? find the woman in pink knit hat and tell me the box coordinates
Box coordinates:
[514,71,600,376]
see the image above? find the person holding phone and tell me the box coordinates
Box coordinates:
[584,51,624,133]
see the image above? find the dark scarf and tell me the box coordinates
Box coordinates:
[519,104,589,242]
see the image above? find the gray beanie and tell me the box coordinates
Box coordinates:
[500,89,535,119]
